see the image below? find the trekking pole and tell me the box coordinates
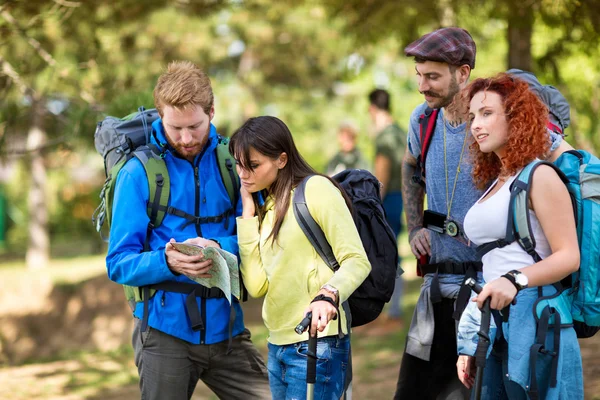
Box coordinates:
[296,312,317,400]
[465,278,492,400]
[306,332,317,400]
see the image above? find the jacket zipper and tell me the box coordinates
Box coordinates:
[193,162,207,344]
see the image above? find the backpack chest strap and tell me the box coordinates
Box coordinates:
[160,205,234,230]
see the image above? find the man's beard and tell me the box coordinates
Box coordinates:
[422,74,460,109]
[166,125,210,160]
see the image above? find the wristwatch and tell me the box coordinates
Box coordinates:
[320,284,339,303]
[502,270,529,292]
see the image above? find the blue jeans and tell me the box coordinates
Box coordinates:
[476,341,528,400]
[384,191,403,318]
[267,335,350,400]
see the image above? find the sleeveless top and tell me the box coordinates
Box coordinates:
[463,173,552,283]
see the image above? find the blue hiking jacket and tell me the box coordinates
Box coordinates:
[106,118,245,344]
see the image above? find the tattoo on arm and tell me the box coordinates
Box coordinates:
[402,151,425,234]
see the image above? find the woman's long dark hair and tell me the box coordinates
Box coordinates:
[230,116,352,244]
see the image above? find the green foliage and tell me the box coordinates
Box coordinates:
[0,0,599,257]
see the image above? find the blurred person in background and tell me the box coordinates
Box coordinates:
[326,120,369,176]
[368,88,406,323]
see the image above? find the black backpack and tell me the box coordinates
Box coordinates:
[293,169,400,327]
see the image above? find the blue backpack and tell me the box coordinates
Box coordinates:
[478,154,600,338]
[477,154,600,399]
[553,150,600,334]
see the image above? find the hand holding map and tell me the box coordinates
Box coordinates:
[171,242,205,256]
[171,242,240,303]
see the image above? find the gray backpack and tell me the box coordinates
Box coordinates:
[506,69,570,134]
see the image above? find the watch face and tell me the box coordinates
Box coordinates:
[514,273,528,287]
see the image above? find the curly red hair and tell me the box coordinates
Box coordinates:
[455,73,550,189]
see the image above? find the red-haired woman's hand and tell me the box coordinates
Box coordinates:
[473,277,517,310]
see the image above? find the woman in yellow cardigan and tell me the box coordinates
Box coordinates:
[230,116,371,399]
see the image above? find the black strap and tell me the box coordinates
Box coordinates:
[476,239,510,259]
[481,162,571,263]
[292,176,339,271]
[453,263,483,320]
[293,176,354,334]
[225,158,240,208]
[430,271,442,304]
[475,298,492,369]
[139,282,225,333]
[417,261,483,319]
[141,172,166,252]
[141,286,151,332]
[311,294,343,339]
[149,173,164,227]
[227,305,236,354]
[528,303,562,400]
[418,261,482,276]
[162,205,233,230]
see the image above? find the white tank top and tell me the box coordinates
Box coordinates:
[464,174,552,283]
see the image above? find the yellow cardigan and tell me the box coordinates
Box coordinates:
[237,175,371,345]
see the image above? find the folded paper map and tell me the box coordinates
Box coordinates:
[171,243,240,304]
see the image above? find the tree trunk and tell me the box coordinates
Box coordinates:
[506,0,534,71]
[26,97,49,270]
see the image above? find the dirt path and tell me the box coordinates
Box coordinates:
[1,309,598,399]
[0,268,598,399]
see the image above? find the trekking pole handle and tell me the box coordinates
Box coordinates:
[295,312,313,335]
[465,277,483,294]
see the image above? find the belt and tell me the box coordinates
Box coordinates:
[419,261,482,276]
[141,282,225,333]
[419,261,482,321]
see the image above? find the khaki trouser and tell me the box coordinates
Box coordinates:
[133,319,271,400]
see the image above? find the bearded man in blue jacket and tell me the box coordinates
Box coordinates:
[106,60,270,400]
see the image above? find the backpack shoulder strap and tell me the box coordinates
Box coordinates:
[133,146,170,248]
[412,107,439,187]
[292,176,340,271]
[477,160,570,261]
[215,135,240,207]
[563,149,585,162]
[510,161,544,261]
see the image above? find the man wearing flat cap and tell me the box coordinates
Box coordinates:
[394,27,484,399]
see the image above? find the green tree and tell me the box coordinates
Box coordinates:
[0,1,229,267]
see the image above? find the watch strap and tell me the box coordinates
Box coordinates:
[320,284,339,301]
[502,271,522,292]
[310,294,344,338]
[311,294,338,319]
